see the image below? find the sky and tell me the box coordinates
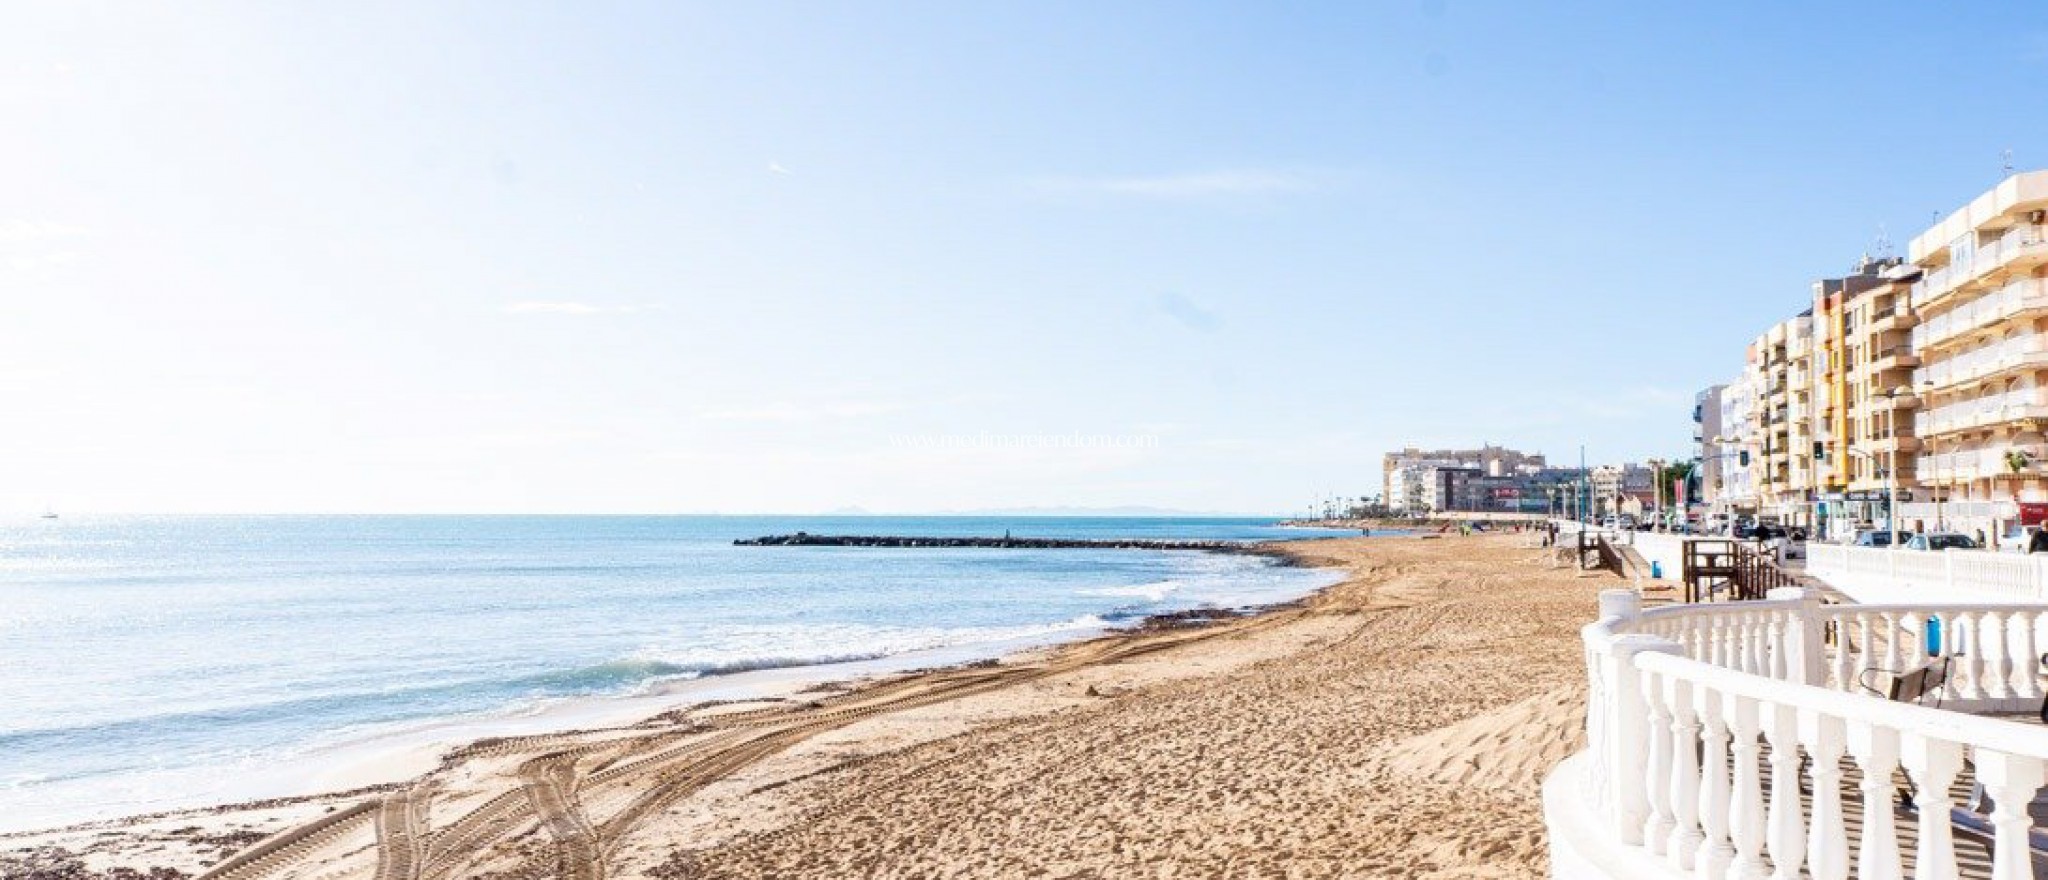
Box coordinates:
[5,2,2048,515]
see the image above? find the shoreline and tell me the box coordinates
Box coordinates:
[6,533,1601,879]
[0,544,1341,842]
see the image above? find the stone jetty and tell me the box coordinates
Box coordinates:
[732,533,1251,552]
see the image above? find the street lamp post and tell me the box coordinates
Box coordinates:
[1923,379,1944,531]
[1648,457,1666,531]
[1885,387,1902,548]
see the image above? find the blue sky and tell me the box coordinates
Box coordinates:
[4,2,2047,514]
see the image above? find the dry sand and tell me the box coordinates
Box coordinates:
[1,533,1612,880]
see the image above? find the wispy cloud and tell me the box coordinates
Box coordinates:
[699,401,907,422]
[504,302,653,316]
[1157,292,1220,332]
[1031,169,1323,199]
[0,220,89,242]
[767,161,793,176]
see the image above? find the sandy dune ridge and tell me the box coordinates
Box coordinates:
[1,533,1609,880]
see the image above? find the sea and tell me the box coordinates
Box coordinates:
[0,515,1356,833]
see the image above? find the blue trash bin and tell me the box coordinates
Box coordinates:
[1926,614,1942,656]
[1650,561,1663,579]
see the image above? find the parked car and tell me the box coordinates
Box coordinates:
[1905,532,1980,551]
[1851,529,1902,548]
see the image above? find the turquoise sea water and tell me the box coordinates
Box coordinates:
[0,515,1350,831]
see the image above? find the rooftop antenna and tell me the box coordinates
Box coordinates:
[1874,223,1892,260]
[2003,148,2015,179]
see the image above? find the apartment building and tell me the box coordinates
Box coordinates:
[1694,384,1726,502]
[1380,445,1546,510]
[1748,312,1817,526]
[1906,170,2048,538]
[1590,464,1656,518]
[1811,257,1924,535]
[1711,371,1761,515]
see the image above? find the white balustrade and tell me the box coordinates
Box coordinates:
[1556,588,2048,879]
[1809,542,2048,606]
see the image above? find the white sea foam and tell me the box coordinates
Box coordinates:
[1082,579,1183,601]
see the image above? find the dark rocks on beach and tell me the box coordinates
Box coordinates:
[0,848,188,880]
[1122,607,1245,632]
[733,534,1251,552]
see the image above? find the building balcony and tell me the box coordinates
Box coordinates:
[1915,400,2048,438]
[1869,346,1920,373]
[1912,222,2048,308]
[1910,277,2048,354]
[1864,435,1920,454]
[1868,305,1919,334]
[1919,331,2048,392]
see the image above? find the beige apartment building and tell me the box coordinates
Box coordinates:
[1907,171,2048,537]
[1811,257,1923,534]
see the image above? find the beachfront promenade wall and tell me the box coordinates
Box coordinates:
[1546,586,2048,879]
[1809,542,2048,603]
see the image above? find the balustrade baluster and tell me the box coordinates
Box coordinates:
[1762,703,1804,880]
[1900,733,1962,880]
[1982,610,2012,701]
[1973,751,2045,880]
[1901,611,1923,666]
[1725,692,1767,878]
[1766,610,1787,680]
[2015,610,2043,700]
[1758,609,1776,675]
[1720,615,1736,667]
[1804,713,1850,880]
[1831,613,1854,691]
[1880,611,1902,674]
[1667,677,1704,868]
[1733,611,1752,673]
[1695,688,1735,878]
[1640,667,1674,856]
[1953,612,1983,701]
[1858,614,1876,686]
[1847,722,1905,880]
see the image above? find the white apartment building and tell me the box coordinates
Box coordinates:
[1907,170,2048,538]
[1712,370,1760,514]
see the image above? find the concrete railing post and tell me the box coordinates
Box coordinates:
[1588,588,1674,844]
[1606,632,1683,844]
[1600,588,1642,622]
[1767,586,1827,687]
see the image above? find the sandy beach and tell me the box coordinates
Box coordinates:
[2,533,1611,880]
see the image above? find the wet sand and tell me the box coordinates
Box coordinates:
[1,532,1610,880]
